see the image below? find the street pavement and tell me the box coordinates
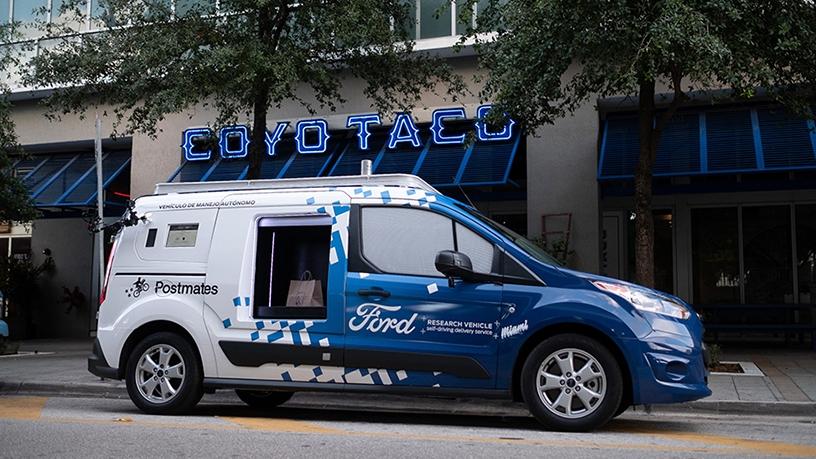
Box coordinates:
[2,339,815,417]
[713,348,816,402]
[1,394,815,458]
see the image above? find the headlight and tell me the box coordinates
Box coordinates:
[592,281,690,319]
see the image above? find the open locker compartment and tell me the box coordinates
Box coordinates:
[253,215,331,320]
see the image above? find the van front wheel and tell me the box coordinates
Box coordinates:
[235,390,294,409]
[521,334,623,432]
[125,332,203,414]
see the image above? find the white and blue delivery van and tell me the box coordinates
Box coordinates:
[89,172,710,431]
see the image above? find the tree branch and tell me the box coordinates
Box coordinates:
[269,2,290,53]
[654,64,687,135]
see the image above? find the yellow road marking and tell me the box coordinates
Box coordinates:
[646,430,816,458]
[1,396,814,457]
[221,416,343,434]
[0,396,47,420]
[337,430,734,454]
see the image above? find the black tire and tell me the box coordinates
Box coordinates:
[521,333,623,432]
[125,332,203,415]
[613,402,630,418]
[235,390,294,409]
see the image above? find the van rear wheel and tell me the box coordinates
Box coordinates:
[235,390,294,409]
[125,332,203,414]
[521,334,622,432]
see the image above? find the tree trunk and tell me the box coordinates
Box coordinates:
[634,80,657,288]
[247,88,269,180]
[246,5,276,180]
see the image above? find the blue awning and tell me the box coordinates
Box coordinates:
[169,137,343,183]
[14,151,131,208]
[170,130,522,188]
[598,106,816,180]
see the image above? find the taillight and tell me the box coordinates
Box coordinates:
[100,237,118,305]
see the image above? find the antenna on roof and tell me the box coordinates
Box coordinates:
[457,183,478,210]
[360,159,373,176]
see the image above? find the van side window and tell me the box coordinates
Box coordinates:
[501,252,537,282]
[253,216,331,320]
[166,224,198,247]
[455,223,497,274]
[145,228,157,247]
[360,207,498,277]
[361,207,453,277]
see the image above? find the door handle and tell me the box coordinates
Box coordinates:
[357,288,391,298]
[501,303,516,319]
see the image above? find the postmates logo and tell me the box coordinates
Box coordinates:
[154,280,219,297]
[125,277,150,298]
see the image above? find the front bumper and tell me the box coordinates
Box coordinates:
[88,338,121,380]
[629,331,711,405]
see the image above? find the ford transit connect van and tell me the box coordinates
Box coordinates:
[88,173,710,431]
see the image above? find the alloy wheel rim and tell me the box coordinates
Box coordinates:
[536,347,606,419]
[135,344,185,404]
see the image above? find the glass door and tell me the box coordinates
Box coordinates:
[691,207,740,305]
[742,205,794,304]
[795,205,816,306]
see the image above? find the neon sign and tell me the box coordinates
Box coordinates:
[218,125,249,159]
[431,108,466,145]
[346,114,381,150]
[181,105,515,161]
[264,122,289,156]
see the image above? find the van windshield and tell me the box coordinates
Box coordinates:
[453,203,562,267]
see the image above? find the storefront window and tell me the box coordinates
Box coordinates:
[398,0,418,39]
[51,0,88,31]
[12,0,45,22]
[692,207,740,305]
[10,237,31,261]
[12,0,46,38]
[0,43,36,90]
[742,205,793,304]
[175,0,215,17]
[796,204,816,305]
[1,0,9,23]
[454,0,478,35]
[420,0,451,39]
[404,0,494,39]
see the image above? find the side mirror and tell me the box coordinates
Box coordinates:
[435,250,474,287]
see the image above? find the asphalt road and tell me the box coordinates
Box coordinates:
[0,394,815,458]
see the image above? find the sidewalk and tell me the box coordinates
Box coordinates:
[1,339,814,417]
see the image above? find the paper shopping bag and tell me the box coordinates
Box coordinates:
[286,270,324,306]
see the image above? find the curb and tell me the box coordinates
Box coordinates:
[3,380,816,417]
[652,399,816,417]
[0,380,128,399]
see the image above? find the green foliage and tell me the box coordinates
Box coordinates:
[0,25,37,224]
[466,0,816,286]
[25,0,466,177]
[707,343,722,368]
[467,0,816,128]
[0,254,54,313]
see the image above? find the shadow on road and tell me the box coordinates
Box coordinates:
[92,400,694,434]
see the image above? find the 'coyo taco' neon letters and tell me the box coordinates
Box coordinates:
[181,105,515,161]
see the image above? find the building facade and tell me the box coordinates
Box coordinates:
[3,0,814,341]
